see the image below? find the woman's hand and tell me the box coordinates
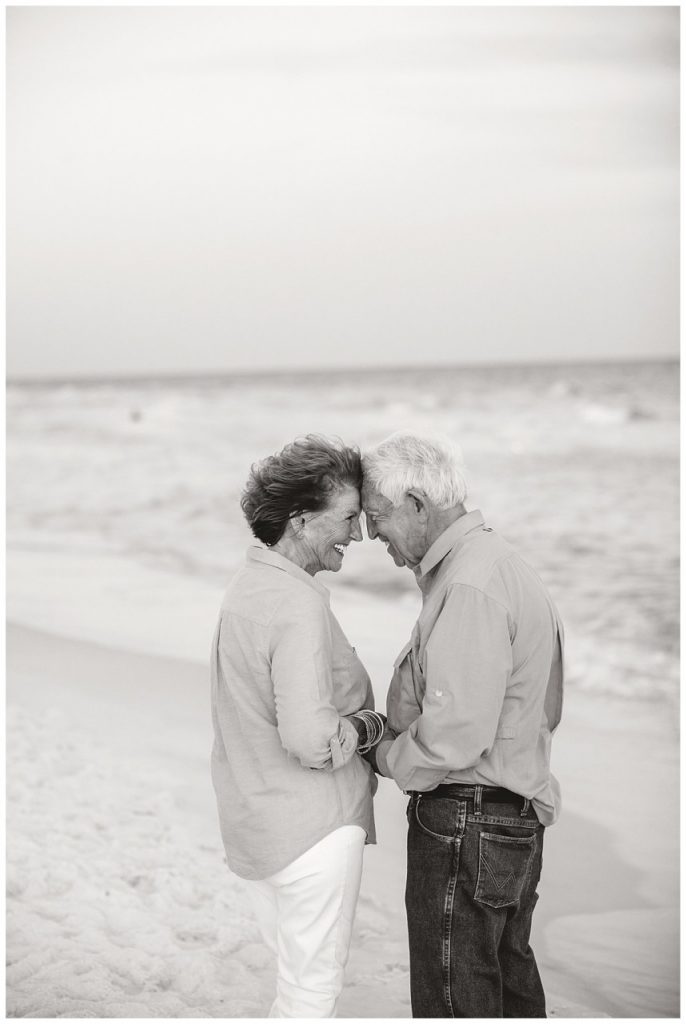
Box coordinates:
[347,710,388,754]
[346,715,368,743]
[361,719,396,774]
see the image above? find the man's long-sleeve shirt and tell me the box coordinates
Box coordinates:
[375,510,564,825]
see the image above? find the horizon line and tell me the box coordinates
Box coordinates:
[6,352,678,388]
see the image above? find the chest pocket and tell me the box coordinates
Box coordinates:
[393,641,413,669]
[393,638,425,707]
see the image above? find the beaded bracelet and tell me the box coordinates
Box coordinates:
[351,709,386,755]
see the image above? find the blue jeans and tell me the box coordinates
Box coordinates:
[405,785,546,1018]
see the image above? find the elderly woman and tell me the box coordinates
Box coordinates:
[210,435,384,1019]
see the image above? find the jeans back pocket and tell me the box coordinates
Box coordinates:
[474,831,536,909]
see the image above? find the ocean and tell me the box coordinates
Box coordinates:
[6,358,679,703]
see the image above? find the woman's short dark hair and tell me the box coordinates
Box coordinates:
[241,434,362,545]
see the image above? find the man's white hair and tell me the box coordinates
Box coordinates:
[362,430,467,509]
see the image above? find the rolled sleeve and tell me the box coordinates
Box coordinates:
[269,592,359,771]
[373,736,396,778]
[385,585,513,791]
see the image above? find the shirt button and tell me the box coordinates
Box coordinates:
[434,689,443,697]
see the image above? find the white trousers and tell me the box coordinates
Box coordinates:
[245,825,366,1018]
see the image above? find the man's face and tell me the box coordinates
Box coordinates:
[361,482,427,569]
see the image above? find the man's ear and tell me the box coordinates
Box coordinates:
[407,490,428,518]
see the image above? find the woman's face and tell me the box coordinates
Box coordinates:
[297,484,363,575]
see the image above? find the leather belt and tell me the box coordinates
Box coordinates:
[417,784,527,807]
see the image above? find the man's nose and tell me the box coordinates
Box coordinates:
[350,517,363,542]
[365,514,378,540]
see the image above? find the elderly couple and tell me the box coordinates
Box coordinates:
[210,431,564,1019]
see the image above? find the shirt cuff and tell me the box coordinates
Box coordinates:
[374,737,395,777]
[330,716,359,770]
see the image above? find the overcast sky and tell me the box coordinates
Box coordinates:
[6,6,679,380]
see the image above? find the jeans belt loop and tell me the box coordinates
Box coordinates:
[520,797,531,817]
[474,785,483,816]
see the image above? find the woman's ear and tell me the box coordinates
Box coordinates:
[288,514,307,537]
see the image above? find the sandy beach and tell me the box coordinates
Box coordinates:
[7,4,680,1013]
[6,613,679,1018]
[6,361,679,1017]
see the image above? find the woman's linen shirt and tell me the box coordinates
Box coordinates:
[210,546,377,880]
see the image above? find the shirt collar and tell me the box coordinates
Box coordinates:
[416,509,486,580]
[246,545,331,605]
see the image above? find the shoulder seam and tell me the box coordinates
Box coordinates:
[446,581,511,617]
[220,607,273,628]
[224,575,326,628]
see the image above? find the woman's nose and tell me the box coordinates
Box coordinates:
[365,514,378,540]
[350,517,363,542]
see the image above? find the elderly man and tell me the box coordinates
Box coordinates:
[362,431,563,1019]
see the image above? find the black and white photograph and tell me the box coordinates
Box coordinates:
[5,5,680,1019]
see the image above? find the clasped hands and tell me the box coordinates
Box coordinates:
[347,711,396,774]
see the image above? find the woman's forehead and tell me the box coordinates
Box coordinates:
[327,483,360,513]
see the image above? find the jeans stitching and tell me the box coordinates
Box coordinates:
[414,795,455,843]
[521,828,543,891]
[479,853,516,896]
[467,813,539,828]
[442,838,460,1016]
[475,832,536,908]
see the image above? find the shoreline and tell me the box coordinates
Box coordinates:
[6,622,680,1018]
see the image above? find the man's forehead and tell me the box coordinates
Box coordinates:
[361,484,393,512]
